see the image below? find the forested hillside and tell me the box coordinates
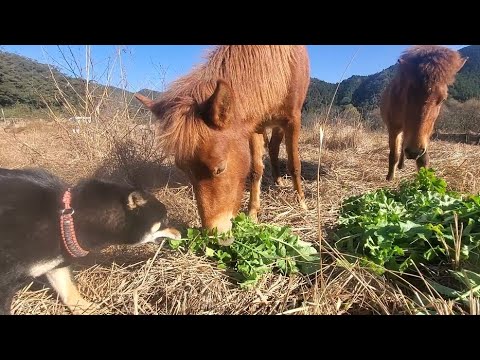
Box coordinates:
[1,46,479,116]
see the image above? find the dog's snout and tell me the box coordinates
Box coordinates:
[404,147,425,159]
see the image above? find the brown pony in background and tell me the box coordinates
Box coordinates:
[135,46,310,237]
[381,45,467,181]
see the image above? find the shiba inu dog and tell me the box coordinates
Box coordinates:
[0,167,181,315]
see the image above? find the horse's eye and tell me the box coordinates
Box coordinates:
[212,160,227,176]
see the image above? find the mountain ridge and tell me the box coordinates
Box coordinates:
[1,46,478,114]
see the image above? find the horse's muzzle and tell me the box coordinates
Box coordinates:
[404,147,426,160]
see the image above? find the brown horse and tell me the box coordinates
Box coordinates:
[380,45,467,181]
[135,46,310,235]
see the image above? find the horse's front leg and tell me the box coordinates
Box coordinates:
[248,132,265,222]
[386,129,403,181]
[268,127,285,186]
[284,113,307,210]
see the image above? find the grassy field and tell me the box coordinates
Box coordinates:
[2,112,479,315]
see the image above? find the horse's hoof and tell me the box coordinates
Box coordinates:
[299,199,308,211]
[274,177,285,187]
[218,237,235,246]
[248,210,259,223]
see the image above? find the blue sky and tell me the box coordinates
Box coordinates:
[0,45,468,92]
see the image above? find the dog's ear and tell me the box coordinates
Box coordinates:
[127,191,148,210]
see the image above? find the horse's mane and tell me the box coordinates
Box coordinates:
[149,46,301,161]
[398,45,465,87]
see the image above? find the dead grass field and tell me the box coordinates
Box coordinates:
[2,118,480,315]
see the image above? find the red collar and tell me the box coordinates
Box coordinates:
[60,188,89,257]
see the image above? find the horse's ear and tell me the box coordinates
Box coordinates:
[458,57,468,72]
[205,79,234,129]
[134,93,155,110]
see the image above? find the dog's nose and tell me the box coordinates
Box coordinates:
[404,147,425,159]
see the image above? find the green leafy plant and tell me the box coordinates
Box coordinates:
[428,269,480,302]
[335,168,480,274]
[168,213,320,288]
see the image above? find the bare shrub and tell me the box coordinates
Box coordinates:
[436,98,480,133]
[302,108,366,151]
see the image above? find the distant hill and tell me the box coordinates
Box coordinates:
[0,51,161,112]
[449,46,480,101]
[0,51,84,108]
[137,88,163,99]
[1,46,479,115]
[303,45,480,112]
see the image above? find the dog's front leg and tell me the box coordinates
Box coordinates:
[46,266,98,315]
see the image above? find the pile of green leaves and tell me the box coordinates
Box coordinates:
[335,168,480,274]
[168,213,320,288]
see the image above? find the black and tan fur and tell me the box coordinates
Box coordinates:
[0,167,180,315]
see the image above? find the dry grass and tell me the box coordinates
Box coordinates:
[3,117,480,315]
[302,119,366,151]
[3,46,480,315]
